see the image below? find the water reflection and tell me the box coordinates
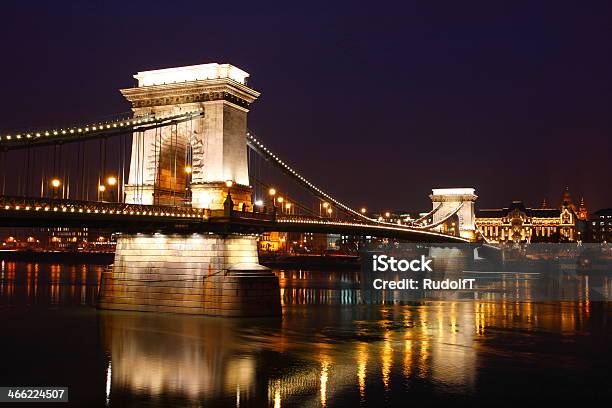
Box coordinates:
[99,312,264,406]
[0,262,610,406]
[95,300,607,407]
[0,260,102,306]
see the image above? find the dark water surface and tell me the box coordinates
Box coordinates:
[0,261,610,407]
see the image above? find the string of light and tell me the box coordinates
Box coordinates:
[246,132,446,231]
[0,109,203,143]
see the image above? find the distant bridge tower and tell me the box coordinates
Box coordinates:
[120,63,260,209]
[430,188,478,239]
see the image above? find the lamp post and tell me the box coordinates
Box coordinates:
[254,200,263,213]
[50,178,61,199]
[98,184,106,201]
[268,188,276,213]
[321,201,329,217]
[184,166,192,206]
[106,176,117,202]
[224,180,234,215]
[277,196,284,214]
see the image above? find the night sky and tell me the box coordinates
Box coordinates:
[1,1,610,213]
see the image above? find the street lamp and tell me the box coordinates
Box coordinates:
[224,180,234,213]
[184,166,192,174]
[320,201,329,217]
[97,184,106,201]
[327,208,333,216]
[50,178,61,199]
[105,176,118,202]
[268,188,277,210]
[361,207,367,214]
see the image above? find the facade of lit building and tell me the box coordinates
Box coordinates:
[476,189,584,243]
[258,232,331,253]
[0,227,115,251]
[588,208,612,243]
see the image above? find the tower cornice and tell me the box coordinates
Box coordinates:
[120,78,260,109]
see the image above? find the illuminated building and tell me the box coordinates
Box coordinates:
[588,208,612,243]
[258,232,329,253]
[476,189,582,243]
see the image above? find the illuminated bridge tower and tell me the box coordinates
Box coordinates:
[121,63,259,209]
[430,188,478,240]
[98,63,280,317]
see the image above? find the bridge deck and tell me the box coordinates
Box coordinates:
[0,196,469,242]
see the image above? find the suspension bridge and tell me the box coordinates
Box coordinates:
[0,62,472,317]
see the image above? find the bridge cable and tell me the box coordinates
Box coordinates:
[153,126,159,205]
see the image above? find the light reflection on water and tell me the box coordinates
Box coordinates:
[0,261,610,407]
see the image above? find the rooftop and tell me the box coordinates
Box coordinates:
[133,63,249,87]
[431,188,476,196]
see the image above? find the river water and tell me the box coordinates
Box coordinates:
[0,261,610,407]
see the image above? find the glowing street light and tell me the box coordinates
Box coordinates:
[51,178,61,188]
[98,185,106,192]
[225,180,234,188]
[184,166,192,174]
[254,200,264,206]
[268,188,276,196]
[385,211,391,218]
[107,176,117,186]
[322,202,329,209]
[361,207,367,214]
[327,208,333,215]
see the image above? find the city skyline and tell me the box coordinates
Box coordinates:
[0,1,610,212]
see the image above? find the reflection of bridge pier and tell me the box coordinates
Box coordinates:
[98,311,268,406]
[99,63,280,317]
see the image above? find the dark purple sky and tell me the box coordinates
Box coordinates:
[1,1,610,212]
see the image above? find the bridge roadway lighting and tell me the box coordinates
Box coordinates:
[268,188,277,209]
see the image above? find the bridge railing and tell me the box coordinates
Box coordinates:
[0,195,209,220]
